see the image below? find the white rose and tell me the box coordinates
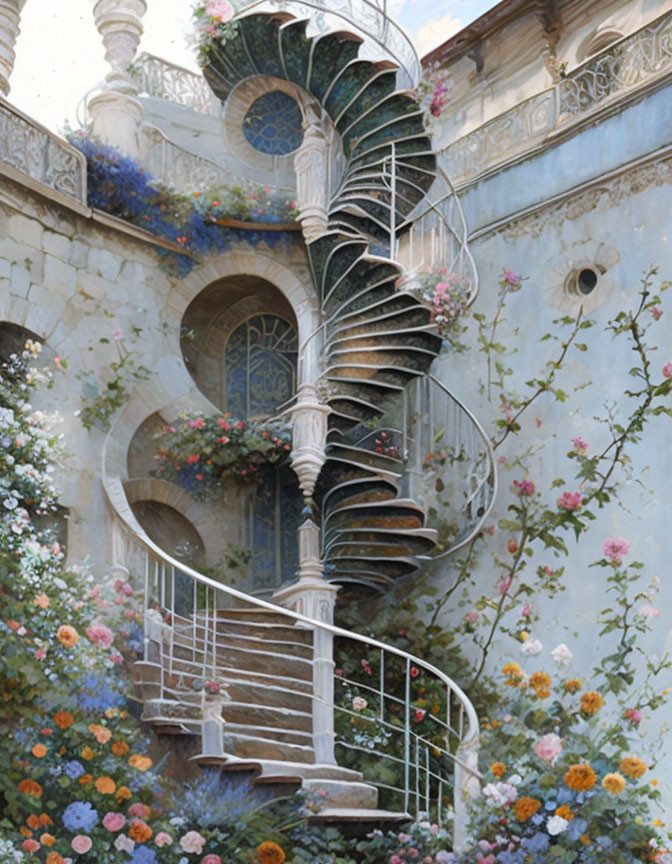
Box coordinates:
[551,643,573,667]
[547,815,569,836]
[520,638,543,656]
[114,835,135,853]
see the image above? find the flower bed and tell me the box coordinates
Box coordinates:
[151,413,292,499]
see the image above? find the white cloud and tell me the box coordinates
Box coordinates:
[414,12,462,57]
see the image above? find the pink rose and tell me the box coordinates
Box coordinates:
[652,307,663,320]
[513,479,535,495]
[466,611,479,623]
[414,708,426,722]
[154,832,173,847]
[557,491,582,510]
[624,708,643,724]
[180,832,207,854]
[103,812,126,832]
[390,857,404,864]
[128,803,151,819]
[571,436,589,453]
[86,623,115,648]
[496,577,512,595]
[22,839,40,852]
[602,537,630,563]
[503,268,520,285]
[205,1,234,22]
[663,363,672,378]
[71,835,93,854]
[520,604,532,618]
[637,605,660,618]
[202,856,222,864]
[534,733,563,763]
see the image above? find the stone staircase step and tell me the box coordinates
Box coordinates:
[213,618,314,645]
[303,778,378,810]
[310,808,411,823]
[224,722,313,748]
[222,731,315,764]
[193,756,365,784]
[221,701,313,733]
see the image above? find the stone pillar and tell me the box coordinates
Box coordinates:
[89,0,147,158]
[0,0,21,97]
[294,101,329,243]
[289,383,330,500]
[273,520,339,765]
[453,735,481,851]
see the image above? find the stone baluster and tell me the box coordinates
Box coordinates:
[288,382,330,500]
[0,0,21,97]
[89,0,147,158]
[273,520,339,765]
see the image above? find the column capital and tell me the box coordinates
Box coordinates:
[0,0,22,97]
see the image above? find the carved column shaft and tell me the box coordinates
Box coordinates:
[0,0,21,97]
[294,102,330,243]
[90,0,147,158]
[289,383,330,500]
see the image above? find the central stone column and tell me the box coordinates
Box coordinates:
[89,0,147,158]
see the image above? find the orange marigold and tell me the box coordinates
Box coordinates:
[20,827,32,838]
[111,740,130,757]
[31,744,47,758]
[47,853,66,864]
[514,797,542,821]
[502,662,523,678]
[56,625,78,648]
[580,691,605,715]
[26,816,40,830]
[128,754,152,772]
[18,779,42,798]
[128,819,152,843]
[116,785,132,801]
[602,772,626,795]
[535,687,551,700]
[529,672,551,691]
[81,746,95,760]
[38,815,53,828]
[95,776,116,795]
[53,711,74,729]
[257,841,286,864]
[555,805,574,821]
[89,723,112,744]
[619,756,647,779]
[565,679,582,693]
[40,834,56,847]
[491,762,506,778]
[564,764,597,791]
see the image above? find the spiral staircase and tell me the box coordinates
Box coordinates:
[103,0,493,846]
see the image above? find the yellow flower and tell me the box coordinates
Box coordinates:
[95,776,116,795]
[564,764,597,791]
[602,773,626,795]
[529,672,551,691]
[652,818,665,827]
[128,754,152,772]
[502,662,523,678]
[81,746,95,760]
[555,805,574,821]
[116,785,132,801]
[535,687,551,699]
[580,691,604,715]
[564,679,582,693]
[619,756,647,779]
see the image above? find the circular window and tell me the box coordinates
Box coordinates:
[567,266,602,297]
[243,90,304,156]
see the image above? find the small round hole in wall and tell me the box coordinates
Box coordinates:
[566,265,603,298]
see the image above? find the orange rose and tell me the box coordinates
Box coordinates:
[491,762,506,778]
[38,815,53,828]
[53,711,74,729]
[564,763,597,791]
[47,853,66,864]
[40,834,56,847]
[26,815,40,830]
[18,779,43,798]
[95,776,116,795]
[116,785,132,801]
[20,827,32,838]
[56,625,79,647]
[128,754,152,772]
[128,819,152,843]
[111,741,130,756]
[32,744,47,758]
[78,774,93,786]
[514,797,542,821]
[89,723,112,744]
[257,841,286,864]
[34,594,50,609]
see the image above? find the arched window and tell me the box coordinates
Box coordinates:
[225,314,298,418]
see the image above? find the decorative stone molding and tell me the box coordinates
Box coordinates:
[0,97,87,204]
[498,151,672,241]
[453,735,481,852]
[0,0,20,96]
[444,8,672,187]
[91,0,147,156]
[289,383,330,499]
[294,102,330,243]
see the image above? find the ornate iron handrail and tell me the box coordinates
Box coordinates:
[131,53,222,115]
[103,439,480,838]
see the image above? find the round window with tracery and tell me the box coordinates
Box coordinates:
[243,90,304,156]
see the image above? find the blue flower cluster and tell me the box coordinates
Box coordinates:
[62,801,99,832]
[129,846,158,864]
[69,132,296,277]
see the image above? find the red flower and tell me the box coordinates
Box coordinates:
[410,667,419,678]
[186,454,199,465]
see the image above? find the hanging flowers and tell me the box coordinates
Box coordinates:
[410,267,471,339]
[193,1,239,65]
[152,413,292,499]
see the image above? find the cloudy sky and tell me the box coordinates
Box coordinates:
[11,0,494,134]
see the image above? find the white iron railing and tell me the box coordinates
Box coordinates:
[231,0,421,89]
[104,461,480,839]
[131,54,222,116]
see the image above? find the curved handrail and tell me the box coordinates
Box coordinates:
[230,0,421,89]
